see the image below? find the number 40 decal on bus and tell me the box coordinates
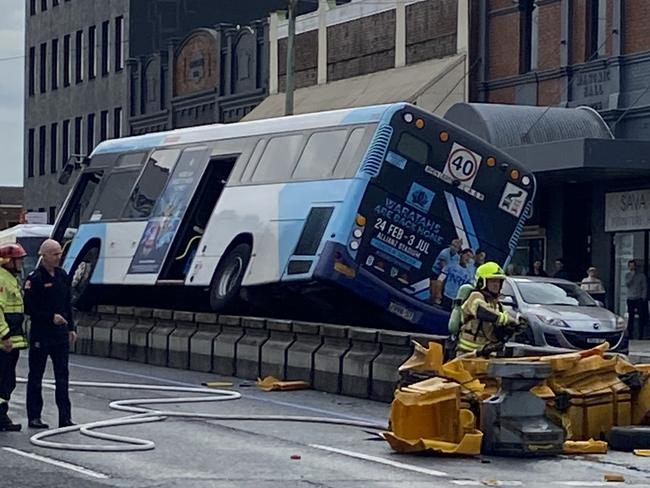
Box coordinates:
[443,143,482,189]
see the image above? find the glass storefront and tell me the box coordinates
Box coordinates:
[613,231,647,316]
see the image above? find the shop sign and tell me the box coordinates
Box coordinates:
[605,189,650,232]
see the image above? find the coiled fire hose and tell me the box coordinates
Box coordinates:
[16,378,386,453]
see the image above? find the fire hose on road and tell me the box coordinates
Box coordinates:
[15,378,386,453]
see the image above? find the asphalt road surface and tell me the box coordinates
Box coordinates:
[1,353,649,487]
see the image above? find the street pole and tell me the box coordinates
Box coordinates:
[285,0,297,116]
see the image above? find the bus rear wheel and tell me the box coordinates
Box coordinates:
[209,243,251,312]
[70,247,99,311]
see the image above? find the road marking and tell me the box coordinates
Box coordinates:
[68,362,386,425]
[3,447,109,479]
[555,483,611,487]
[451,482,523,486]
[309,444,448,477]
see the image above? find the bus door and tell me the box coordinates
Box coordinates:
[354,107,535,309]
[157,154,237,281]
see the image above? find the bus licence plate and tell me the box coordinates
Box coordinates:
[389,302,414,322]
[586,337,606,344]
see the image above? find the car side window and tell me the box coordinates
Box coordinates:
[501,281,516,302]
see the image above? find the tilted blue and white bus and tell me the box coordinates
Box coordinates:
[52,103,536,333]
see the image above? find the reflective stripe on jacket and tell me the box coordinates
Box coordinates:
[458,290,511,352]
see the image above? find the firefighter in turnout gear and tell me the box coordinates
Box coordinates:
[0,243,29,432]
[457,262,525,357]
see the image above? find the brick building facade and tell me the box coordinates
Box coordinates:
[474,0,650,316]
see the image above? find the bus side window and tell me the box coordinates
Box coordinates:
[122,149,180,220]
[90,169,141,221]
[251,134,304,183]
[240,139,266,182]
[292,130,348,180]
[333,127,368,177]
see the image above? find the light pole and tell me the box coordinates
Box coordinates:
[285,0,298,116]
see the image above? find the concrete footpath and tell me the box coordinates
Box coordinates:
[629,340,650,364]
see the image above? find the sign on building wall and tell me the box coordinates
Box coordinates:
[605,189,650,232]
[174,31,219,97]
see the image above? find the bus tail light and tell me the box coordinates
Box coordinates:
[510,169,520,180]
[356,215,367,227]
[403,113,414,123]
[487,157,497,167]
[439,131,449,142]
[415,119,425,129]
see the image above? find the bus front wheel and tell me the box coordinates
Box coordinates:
[70,247,99,311]
[209,243,251,312]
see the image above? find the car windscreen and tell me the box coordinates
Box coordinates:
[516,281,597,307]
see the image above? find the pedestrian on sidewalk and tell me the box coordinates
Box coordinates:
[581,266,606,304]
[0,244,29,432]
[24,239,77,429]
[625,259,648,340]
[527,260,548,277]
[552,258,570,280]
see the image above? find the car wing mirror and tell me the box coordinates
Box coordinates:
[500,295,516,308]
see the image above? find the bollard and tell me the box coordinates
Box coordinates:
[168,311,197,370]
[235,317,269,380]
[110,306,136,360]
[213,315,244,376]
[370,330,412,402]
[189,313,221,372]
[128,308,155,363]
[313,325,351,394]
[286,321,322,384]
[148,309,175,366]
[341,328,380,399]
[260,319,295,379]
[73,309,98,356]
[92,305,118,357]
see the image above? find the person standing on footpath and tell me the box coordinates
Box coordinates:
[625,259,648,340]
[24,239,77,429]
[0,244,29,431]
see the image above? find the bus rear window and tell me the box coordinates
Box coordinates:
[396,132,429,165]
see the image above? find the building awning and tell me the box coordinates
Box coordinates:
[243,54,466,121]
[503,138,650,183]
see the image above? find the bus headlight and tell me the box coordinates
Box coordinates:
[349,240,360,251]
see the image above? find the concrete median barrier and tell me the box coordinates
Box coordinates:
[313,325,351,394]
[110,306,136,360]
[189,313,221,372]
[260,319,295,379]
[128,308,155,363]
[286,321,322,384]
[73,309,98,356]
[92,305,118,357]
[168,311,197,370]
[342,328,380,399]
[148,309,175,366]
[213,315,244,376]
[370,330,412,402]
[235,317,269,380]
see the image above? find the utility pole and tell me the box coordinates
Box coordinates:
[285,0,298,116]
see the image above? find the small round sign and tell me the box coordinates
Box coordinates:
[446,147,480,182]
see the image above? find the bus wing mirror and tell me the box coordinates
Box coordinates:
[58,155,90,185]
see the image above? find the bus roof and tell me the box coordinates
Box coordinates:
[93,104,405,156]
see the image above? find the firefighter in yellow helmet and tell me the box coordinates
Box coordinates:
[456,262,525,357]
[0,243,29,431]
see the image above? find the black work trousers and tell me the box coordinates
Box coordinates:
[0,349,20,417]
[26,342,71,423]
[627,298,649,339]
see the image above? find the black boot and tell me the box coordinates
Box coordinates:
[28,418,50,429]
[0,414,22,432]
[59,419,75,428]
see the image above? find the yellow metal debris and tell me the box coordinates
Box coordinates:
[563,439,608,454]
[256,376,310,391]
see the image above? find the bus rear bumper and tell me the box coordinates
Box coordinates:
[314,242,450,334]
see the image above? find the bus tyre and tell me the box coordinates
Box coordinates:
[70,247,99,311]
[209,243,251,312]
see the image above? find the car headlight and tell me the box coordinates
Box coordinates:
[616,316,627,330]
[534,314,570,328]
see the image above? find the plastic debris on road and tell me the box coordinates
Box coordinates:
[563,439,608,454]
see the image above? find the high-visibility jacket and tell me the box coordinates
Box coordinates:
[0,266,28,350]
[457,290,513,353]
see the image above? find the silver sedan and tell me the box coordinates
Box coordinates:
[500,276,629,353]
